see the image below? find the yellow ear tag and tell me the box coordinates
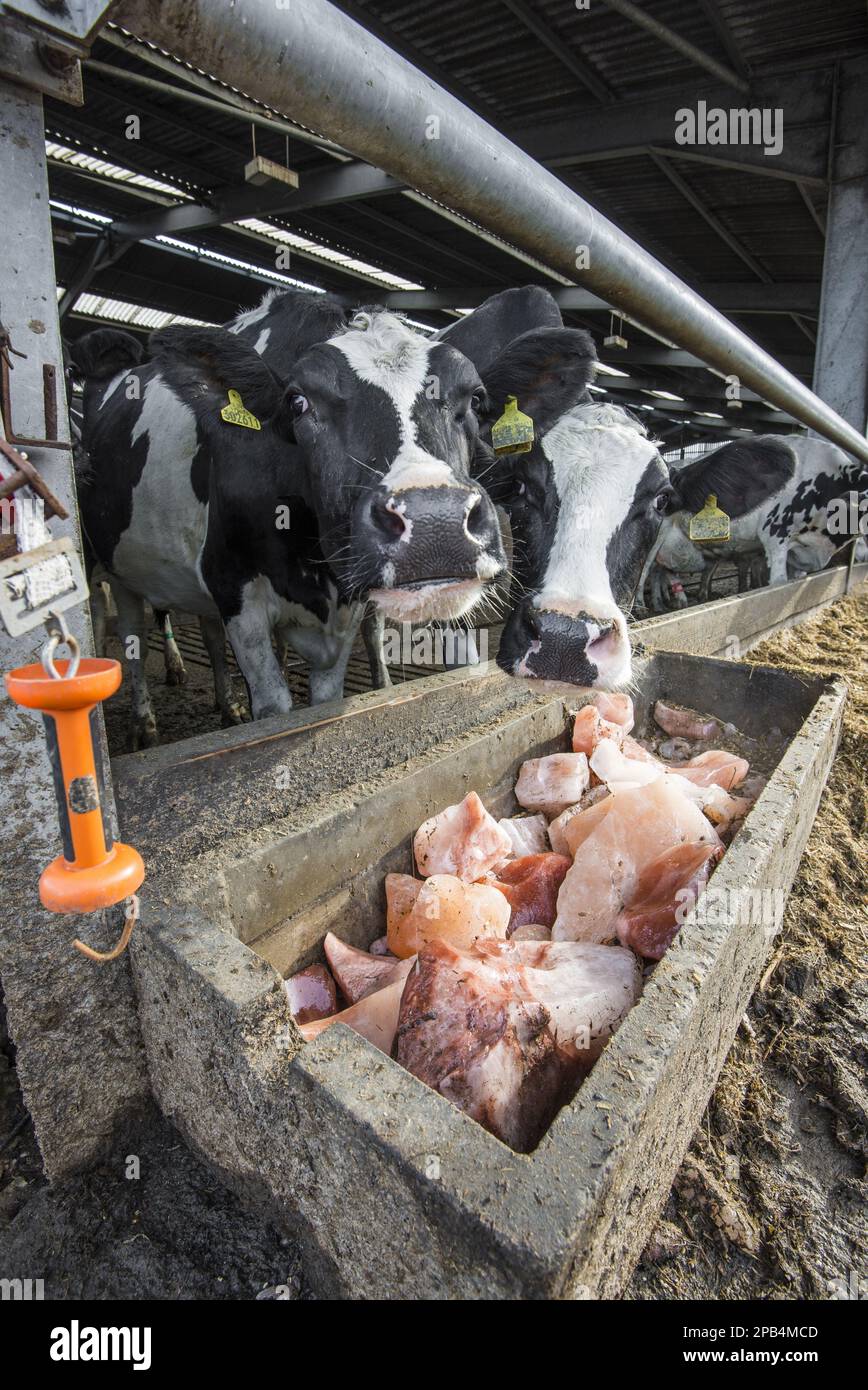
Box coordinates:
[491,395,534,456]
[220,389,261,430]
[689,493,731,543]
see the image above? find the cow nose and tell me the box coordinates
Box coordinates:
[498,600,629,688]
[358,484,505,581]
[368,495,409,542]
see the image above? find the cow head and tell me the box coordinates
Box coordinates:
[478,330,795,687]
[276,310,506,621]
[149,315,506,621]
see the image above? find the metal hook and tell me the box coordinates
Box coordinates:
[73,893,140,963]
[41,609,80,680]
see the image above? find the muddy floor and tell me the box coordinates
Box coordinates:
[1,593,865,1300]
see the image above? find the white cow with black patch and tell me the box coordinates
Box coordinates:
[73,297,506,747]
[441,291,795,686]
[646,435,866,606]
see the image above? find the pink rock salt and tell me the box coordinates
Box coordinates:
[385,871,511,959]
[324,931,408,1005]
[515,752,590,818]
[298,960,415,1053]
[414,790,513,881]
[553,776,720,944]
[283,963,337,1025]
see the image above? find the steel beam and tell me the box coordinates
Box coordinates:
[812,57,868,437]
[597,0,749,93]
[114,0,866,461]
[382,284,820,315]
[499,0,614,103]
[110,162,404,242]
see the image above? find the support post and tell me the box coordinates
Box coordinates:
[0,76,149,1179]
[812,58,868,440]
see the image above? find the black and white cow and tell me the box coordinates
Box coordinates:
[74,298,506,746]
[442,290,796,686]
[642,435,867,611]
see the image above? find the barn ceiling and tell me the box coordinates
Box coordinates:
[45,0,868,447]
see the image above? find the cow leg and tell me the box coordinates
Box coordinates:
[157,610,187,686]
[441,624,482,668]
[224,602,292,721]
[274,622,292,672]
[735,557,751,593]
[649,565,669,613]
[698,561,719,604]
[362,605,392,689]
[109,578,157,750]
[198,615,248,726]
[763,537,790,586]
[90,579,109,656]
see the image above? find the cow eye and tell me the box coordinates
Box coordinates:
[654,490,671,513]
[288,392,310,418]
[470,389,485,414]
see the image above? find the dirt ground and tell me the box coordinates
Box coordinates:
[627,593,867,1300]
[1,593,865,1300]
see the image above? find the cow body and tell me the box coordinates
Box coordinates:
[75,294,505,746]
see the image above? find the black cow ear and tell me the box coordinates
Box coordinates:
[437,287,564,375]
[670,436,796,518]
[149,327,285,422]
[69,329,144,381]
[482,327,597,437]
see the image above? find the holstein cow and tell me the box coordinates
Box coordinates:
[443,290,795,686]
[74,304,506,747]
[644,435,867,610]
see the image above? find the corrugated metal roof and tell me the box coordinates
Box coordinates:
[43,1,868,436]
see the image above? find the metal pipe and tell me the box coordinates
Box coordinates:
[597,0,750,94]
[115,0,868,464]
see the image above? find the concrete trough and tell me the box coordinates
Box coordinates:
[114,651,845,1299]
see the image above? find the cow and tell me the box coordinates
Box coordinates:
[661,436,865,586]
[440,289,796,686]
[73,299,507,747]
[642,436,866,611]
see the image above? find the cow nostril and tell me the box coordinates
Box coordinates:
[369,498,407,542]
[465,498,488,543]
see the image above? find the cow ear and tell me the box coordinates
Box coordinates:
[149,327,285,422]
[69,329,144,381]
[670,437,796,518]
[436,287,564,374]
[481,327,597,437]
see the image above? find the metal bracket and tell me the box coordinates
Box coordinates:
[0,325,66,450]
[0,1,117,103]
[0,1,117,52]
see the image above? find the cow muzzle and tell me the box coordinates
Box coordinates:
[498,597,632,689]
[362,484,506,621]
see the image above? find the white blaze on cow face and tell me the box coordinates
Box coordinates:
[529,406,664,687]
[328,313,461,492]
[317,312,505,622]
